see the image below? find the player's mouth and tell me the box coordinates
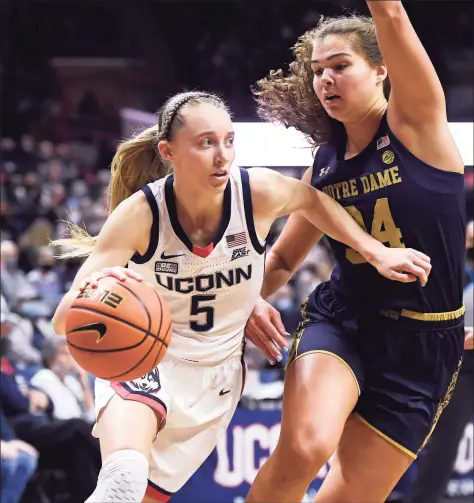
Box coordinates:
[210,171,229,185]
[212,171,228,179]
[324,94,341,103]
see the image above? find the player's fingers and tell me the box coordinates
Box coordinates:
[252,323,282,364]
[79,276,97,291]
[389,271,418,283]
[103,267,128,282]
[269,306,288,337]
[246,330,277,363]
[256,314,286,352]
[413,256,432,277]
[250,337,275,363]
[409,249,431,263]
[123,269,144,281]
[245,321,279,363]
[403,263,428,286]
[78,279,89,291]
[268,311,290,352]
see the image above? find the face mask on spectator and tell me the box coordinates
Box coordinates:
[3,256,18,271]
[275,298,293,311]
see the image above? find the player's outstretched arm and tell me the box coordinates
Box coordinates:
[260,167,323,299]
[249,167,431,285]
[52,192,151,335]
[366,1,445,126]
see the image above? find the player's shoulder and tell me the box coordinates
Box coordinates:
[109,189,155,234]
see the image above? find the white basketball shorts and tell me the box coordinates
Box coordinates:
[93,352,246,501]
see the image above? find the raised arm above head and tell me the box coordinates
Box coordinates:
[367,1,464,173]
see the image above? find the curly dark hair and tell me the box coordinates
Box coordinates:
[253,14,391,147]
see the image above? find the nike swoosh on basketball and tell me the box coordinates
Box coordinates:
[160,251,186,260]
[69,322,107,343]
[219,389,231,396]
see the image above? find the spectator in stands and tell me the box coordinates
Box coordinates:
[0,295,44,381]
[25,246,64,314]
[0,241,39,312]
[0,325,101,503]
[0,408,38,503]
[0,313,38,503]
[31,336,95,422]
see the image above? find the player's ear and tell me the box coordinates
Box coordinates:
[375,62,388,85]
[158,141,174,162]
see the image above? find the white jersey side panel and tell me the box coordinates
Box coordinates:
[128,167,266,364]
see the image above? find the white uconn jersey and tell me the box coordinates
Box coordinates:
[129,167,266,364]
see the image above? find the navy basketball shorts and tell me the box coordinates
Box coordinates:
[286,283,465,459]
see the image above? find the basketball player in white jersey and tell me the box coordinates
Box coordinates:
[51,91,431,503]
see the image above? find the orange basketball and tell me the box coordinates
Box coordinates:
[65,276,171,381]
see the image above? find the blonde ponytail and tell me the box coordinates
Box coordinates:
[108,124,169,212]
[52,124,169,259]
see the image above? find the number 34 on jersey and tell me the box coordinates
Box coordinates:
[345,197,404,264]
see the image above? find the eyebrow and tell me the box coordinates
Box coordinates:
[311,52,352,64]
[194,131,234,138]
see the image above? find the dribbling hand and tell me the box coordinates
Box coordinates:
[79,266,144,291]
[369,247,432,286]
[245,297,290,365]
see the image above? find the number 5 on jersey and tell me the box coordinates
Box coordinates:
[345,197,404,264]
[190,294,215,331]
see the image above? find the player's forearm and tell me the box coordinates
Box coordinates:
[366,0,404,19]
[260,250,295,299]
[300,189,385,262]
[52,289,81,335]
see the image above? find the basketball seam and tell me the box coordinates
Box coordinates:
[68,305,169,348]
[118,282,152,333]
[151,321,171,369]
[107,336,159,380]
[66,331,149,353]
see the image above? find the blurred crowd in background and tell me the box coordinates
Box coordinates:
[1,1,473,502]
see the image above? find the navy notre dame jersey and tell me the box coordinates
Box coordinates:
[310,114,466,315]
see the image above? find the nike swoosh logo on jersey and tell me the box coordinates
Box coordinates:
[160,251,186,260]
[69,322,107,343]
[219,389,231,396]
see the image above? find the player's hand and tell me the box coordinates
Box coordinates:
[245,297,290,364]
[79,266,144,291]
[370,247,431,286]
[465,327,473,350]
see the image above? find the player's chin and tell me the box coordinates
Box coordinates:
[324,105,347,122]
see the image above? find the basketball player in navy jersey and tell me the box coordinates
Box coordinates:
[245,2,467,502]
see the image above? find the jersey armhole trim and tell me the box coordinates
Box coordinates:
[130,185,159,264]
[239,168,266,255]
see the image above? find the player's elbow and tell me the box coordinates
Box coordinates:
[269,249,297,275]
